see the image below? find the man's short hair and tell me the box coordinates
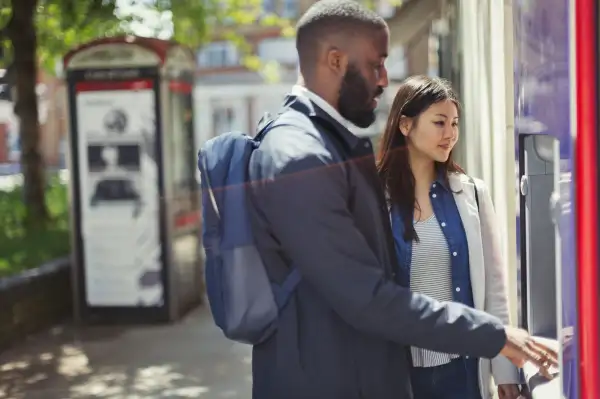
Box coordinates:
[296,0,387,76]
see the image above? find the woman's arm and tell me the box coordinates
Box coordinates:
[475,179,522,385]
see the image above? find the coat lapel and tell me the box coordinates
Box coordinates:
[449,174,485,311]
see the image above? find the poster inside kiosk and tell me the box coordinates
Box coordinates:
[75,79,163,307]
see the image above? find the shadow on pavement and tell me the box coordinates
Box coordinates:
[0,307,252,399]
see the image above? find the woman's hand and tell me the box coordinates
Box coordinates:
[498,384,522,399]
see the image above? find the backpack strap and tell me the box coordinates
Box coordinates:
[272,269,301,309]
[468,175,480,210]
[255,112,277,141]
[268,105,354,208]
[201,156,220,219]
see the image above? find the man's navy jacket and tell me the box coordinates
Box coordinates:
[247,94,507,399]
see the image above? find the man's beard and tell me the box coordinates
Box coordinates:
[338,64,382,128]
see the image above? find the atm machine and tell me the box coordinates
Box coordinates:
[514,0,599,398]
[518,133,568,398]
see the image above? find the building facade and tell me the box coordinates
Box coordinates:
[194,0,405,148]
[0,67,67,173]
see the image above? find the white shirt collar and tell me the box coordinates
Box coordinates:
[291,85,355,131]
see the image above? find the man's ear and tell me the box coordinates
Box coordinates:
[326,47,348,76]
[399,116,412,137]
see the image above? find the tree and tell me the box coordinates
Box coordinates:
[1,0,123,226]
[0,0,291,227]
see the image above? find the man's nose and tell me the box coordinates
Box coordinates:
[377,66,389,88]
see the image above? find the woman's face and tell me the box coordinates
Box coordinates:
[400,100,459,163]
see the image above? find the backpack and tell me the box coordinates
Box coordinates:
[197,113,301,345]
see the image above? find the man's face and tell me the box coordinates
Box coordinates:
[338,28,389,128]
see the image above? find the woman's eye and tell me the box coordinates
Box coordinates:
[434,121,445,126]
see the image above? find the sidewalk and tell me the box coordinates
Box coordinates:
[0,307,252,399]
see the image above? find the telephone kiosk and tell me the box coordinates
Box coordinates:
[63,36,203,325]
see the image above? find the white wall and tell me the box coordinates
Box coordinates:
[503,0,518,327]
[459,0,518,323]
[386,45,408,81]
[193,83,293,148]
[193,81,399,147]
[257,37,297,65]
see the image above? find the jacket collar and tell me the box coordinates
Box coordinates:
[448,172,471,192]
[282,89,362,151]
[434,168,451,192]
[291,85,353,130]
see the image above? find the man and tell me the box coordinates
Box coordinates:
[247,1,557,398]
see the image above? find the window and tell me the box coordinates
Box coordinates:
[281,0,298,18]
[262,0,275,13]
[197,42,239,69]
[212,107,235,137]
[0,83,10,101]
[257,37,297,65]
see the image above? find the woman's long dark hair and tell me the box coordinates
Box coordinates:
[377,75,464,242]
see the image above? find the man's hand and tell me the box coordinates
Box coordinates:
[498,384,521,399]
[500,326,559,379]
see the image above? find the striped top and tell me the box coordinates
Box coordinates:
[410,213,460,367]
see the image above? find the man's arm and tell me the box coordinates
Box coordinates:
[252,129,506,359]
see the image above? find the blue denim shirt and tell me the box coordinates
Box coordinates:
[390,176,475,308]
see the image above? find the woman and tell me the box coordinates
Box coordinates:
[377,75,521,399]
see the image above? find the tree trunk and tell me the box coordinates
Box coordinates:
[8,0,49,227]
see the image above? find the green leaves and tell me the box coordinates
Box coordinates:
[0,0,298,76]
[0,0,297,232]
[0,0,124,71]
[0,0,296,75]
[0,176,70,277]
[35,0,122,72]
